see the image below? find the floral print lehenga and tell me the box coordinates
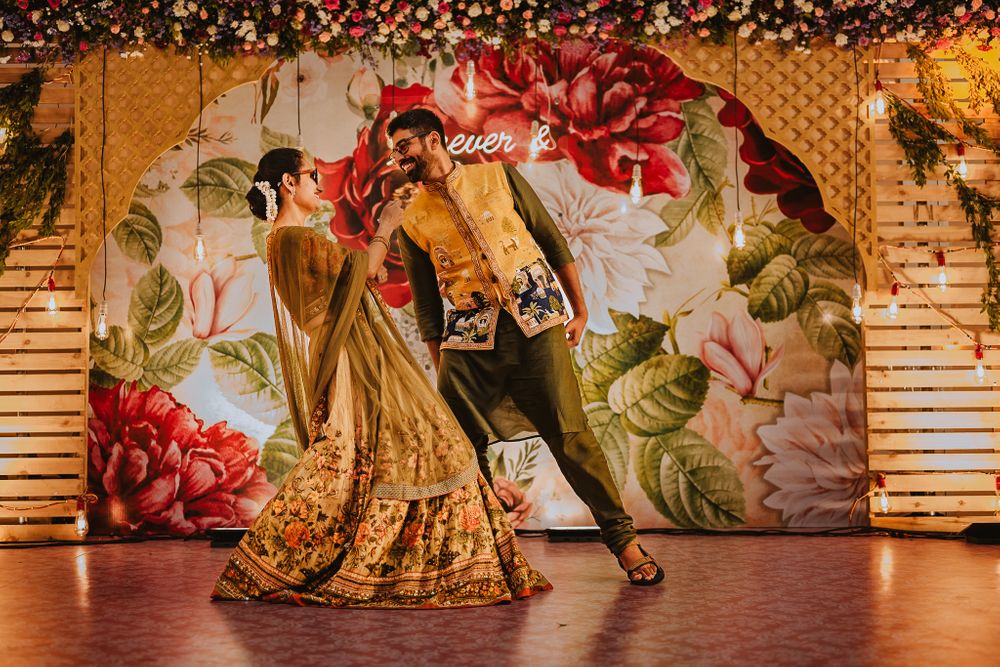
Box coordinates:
[211,226,550,608]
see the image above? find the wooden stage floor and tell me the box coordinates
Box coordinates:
[2,534,998,666]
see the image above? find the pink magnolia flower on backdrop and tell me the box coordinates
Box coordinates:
[435,39,703,198]
[316,84,434,308]
[188,256,256,340]
[88,382,275,536]
[755,362,867,527]
[700,310,782,397]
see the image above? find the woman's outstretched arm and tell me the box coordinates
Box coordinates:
[367,200,405,280]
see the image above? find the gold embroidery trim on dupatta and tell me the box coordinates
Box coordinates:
[371,460,480,501]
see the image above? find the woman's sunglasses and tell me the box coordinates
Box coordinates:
[294,168,319,183]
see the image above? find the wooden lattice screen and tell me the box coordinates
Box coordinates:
[867,44,1000,531]
[0,64,87,541]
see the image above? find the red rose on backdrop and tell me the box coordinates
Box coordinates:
[87,382,275,536]
[717,89,836,233]
[316,84,435,308]
[435,39,704,198]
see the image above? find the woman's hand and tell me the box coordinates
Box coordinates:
[376,200,404,237]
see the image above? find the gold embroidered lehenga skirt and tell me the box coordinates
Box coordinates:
[212,352,551,609]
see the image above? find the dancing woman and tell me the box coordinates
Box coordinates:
[211,148,550,608]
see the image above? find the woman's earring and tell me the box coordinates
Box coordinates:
[288,187,296,199]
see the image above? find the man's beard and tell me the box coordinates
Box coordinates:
[401,155,428,183]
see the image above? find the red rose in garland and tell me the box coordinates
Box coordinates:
[717,89,836,233]
[435,39,704,198]
[315,84,435,308]
[87,382,275,536]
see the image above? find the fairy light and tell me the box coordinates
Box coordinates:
[731,29,745,248]
[74,496,89,537]
[975,344,986,385]
[45,273,58,315]
[464,60,476,101]
[529,120,541,161]
[870,79,886,116]
[95,301,109,340]
[851,282,864,324]
[935,250,948,291]
[629,163,643,205]
[193,51,207,262]
[876,473,891,514]
[733,210,746,249]
[955,143,968,179]
[97,46,111,340]
[887,281,899,320]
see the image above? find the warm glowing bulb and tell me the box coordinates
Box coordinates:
[733,211,746,249]
[956,144,967,178]
[851,282,863,324]
[528,120,541,161]
[870,80,886,116]
[194,234,207,262]
[629,164,643,205]
[876,473,890,514]
[46,293,58,315]
[464,61,476,101]
[74,498,89,538]
[96,301,109,340]
[886,282,899,320]
[937,268,948,291]
[975,345,986,385]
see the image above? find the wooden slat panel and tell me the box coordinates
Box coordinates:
[863,308,987,327]
[865,349,986,367]
[0,395,85,412]
[865,328,1000,347]
[868,369,996,388]
[879,473,997,492]
[0,351,87,371]
[0,268,75,289]
[0,310,86,329]
[878,225,976,242]
[884,496,1000,513]
[867,287,985,306]
[866,390,1000,409]
[0,479,82,496]
[876,160,998,181]
[869,516,982,533]
[869,411,1000,430]
[0,331,86,349]
[3,248,75,268]
[875,140,999,161]
[0,374,87,392]
[0,437,83,455]
[0,292,84,309]
[868,431,1000,451]
[875,122,1000,144]
[0,503,75,520]
[881,247,989,264]
[883,265,988,285]
[877,202,987,223]
[870,453,1000,471]
[0,415,86,433]
[13,226,78,244]
[0,457,84,476]
[0,524,83,542]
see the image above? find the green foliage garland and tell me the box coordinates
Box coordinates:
[885,93,950,187]
[952,48,1000,118]
[0,69,72,274]
[953,178,1000,331]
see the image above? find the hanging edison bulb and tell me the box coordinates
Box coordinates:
[732,210,746,249]
[464,60,477,101]
[851,282,863,324]
[74,497,89,538]
[956,143,968,179]
[46,274,58,315]
[975,344,986,385]
[629,164,643,205]
[528,120,541,162]
[887,281,900,320]
[875,473,891,514]
[935,250,948,292]
[869,79,886,116]
[95,300,110,341]
[194,223,207,262]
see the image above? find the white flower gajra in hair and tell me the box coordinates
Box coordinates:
[255,180,278,222]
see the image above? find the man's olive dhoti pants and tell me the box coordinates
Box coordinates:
[436,311,636,555]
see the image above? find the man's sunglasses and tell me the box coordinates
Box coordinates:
[294,168,319,183]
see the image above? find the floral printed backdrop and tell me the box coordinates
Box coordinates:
[87,42,866,536]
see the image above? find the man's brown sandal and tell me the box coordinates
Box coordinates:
[619,544,664,586]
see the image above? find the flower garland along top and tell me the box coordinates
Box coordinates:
[0,1,998,63]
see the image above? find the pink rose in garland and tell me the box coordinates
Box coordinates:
[87,382,275,536]
[436,40,704,198]
[717,89,836,233]
[315,84,435,308]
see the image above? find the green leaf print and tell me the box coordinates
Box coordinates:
[747,255,809,323]
[113,201,162,265]
[797,280,862,367]
[633,428,745,528]
[181,157,258,218]
[578,312,668,398]
[128,265,184,348]
[138,339,206,391]
[585,401,630,492]
[209,332,286,423]
[791,234,859,280]
[607,354,710,437]
[90,325,149,382]
[259,417,301,487]
[726,222,792,287]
